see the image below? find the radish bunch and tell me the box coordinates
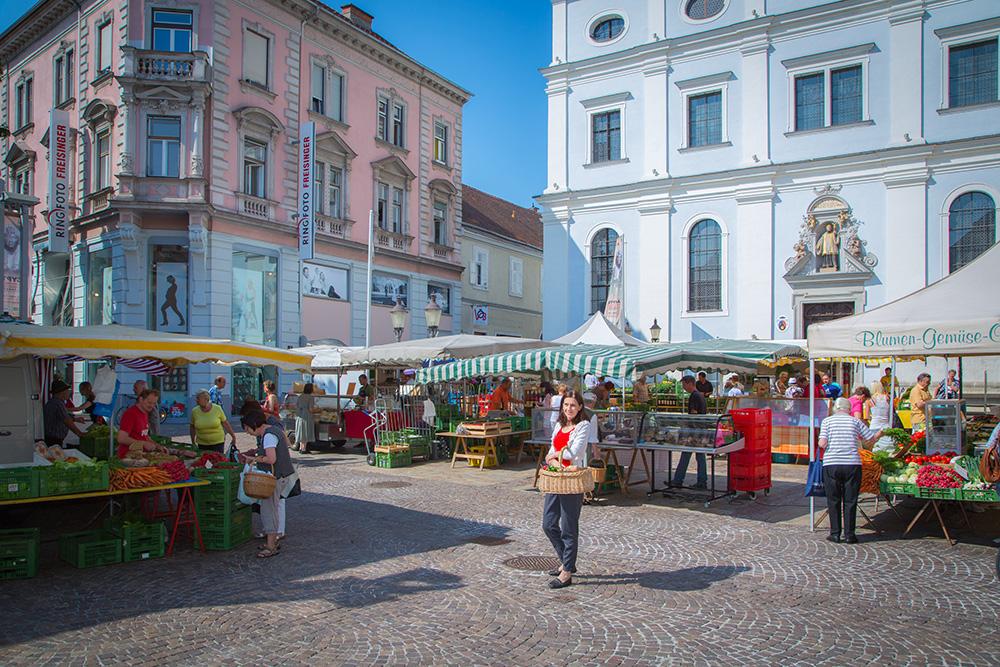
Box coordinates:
[915,465,963,489]
[157,460,190,482]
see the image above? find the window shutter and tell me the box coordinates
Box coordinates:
[469,260,476,285]
[480,250,489,288]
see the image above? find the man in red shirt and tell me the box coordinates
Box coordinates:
[116,389,169,459]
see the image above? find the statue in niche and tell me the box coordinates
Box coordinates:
[816,223,840,271]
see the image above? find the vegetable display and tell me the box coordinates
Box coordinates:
[192,451,228,468]
[915,465,963,489]
[859,450,883,494]
[157,460,190,482]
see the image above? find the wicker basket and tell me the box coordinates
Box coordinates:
[538,467,594,495]
[243,459,277,500]
[589,460,607,484]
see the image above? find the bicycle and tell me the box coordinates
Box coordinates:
[114,393,169,426]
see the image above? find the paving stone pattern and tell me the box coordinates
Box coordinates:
[1,441,998,666]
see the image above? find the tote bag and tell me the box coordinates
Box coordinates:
[804,461,826,498]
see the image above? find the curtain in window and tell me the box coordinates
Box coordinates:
[949,39,998,108]
[949,191,996,272]
[590,228,618,314]
[795,73,825,131]
[830,65,862,126]
[689,219,722,312]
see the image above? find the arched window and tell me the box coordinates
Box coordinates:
[949,191,996,272]
[590,228,619,315]
[685,0,725,21]
[688,219,722,311]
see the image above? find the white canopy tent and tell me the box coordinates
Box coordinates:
[290,344,363,373]
[338,334,558,368]
[552,312,647,347]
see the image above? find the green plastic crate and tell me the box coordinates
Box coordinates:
[0,467,39,501]
[198,505,252,532]
[38,462,109,497]
[191,463,242,501]
[376,450,412,468]
[915,486,960,500]
[200,511,253,551]
[59,530,122,568]
[194,494,247,515]
[102,517,167,562]
[0,528,40,580]
[881,481,916,495]
[961,488,1000,502]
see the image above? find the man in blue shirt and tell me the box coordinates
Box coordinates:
[821,373,843,399]
[209,375,226,406]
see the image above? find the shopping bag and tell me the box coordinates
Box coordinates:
[280,465,301,499]
[804,461,826,497]
[237,463,260,505]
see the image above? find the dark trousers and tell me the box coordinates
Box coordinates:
[542,493,584,572]
[822,464,862,538]
[199,442,225,454]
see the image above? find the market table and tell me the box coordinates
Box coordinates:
[641,437,746,508]
[596,442,651,498]
[0,478,211,556]
[438,430,531,470]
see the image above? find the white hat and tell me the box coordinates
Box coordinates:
[788,378,797,385]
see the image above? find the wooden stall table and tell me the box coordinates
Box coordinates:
[0,478,211,556]
[438,430,531,470]
[596,442,651,498]
[900,496,974,547]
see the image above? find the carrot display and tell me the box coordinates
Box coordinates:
[859,450,883,494]
[110,467,173,491]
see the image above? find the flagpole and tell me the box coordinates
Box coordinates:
[365,210,374,347]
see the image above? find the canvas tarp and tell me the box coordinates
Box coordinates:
[0,323,315,371]
[677,338,809,367]
[552,312,646,346]
[807,242,1000,360]
[338,334,557,368]
[415,343,759,384]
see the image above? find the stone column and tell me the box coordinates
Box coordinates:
[119,211,143,306]
[190,98,205,177]
[889,2,925,146]
[643,53,670,180]
[883,168,930,299]
[637,195,672,342]
[740,35,771,167]
[188,214,207,308]
[120,94,135,175]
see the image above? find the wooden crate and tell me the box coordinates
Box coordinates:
[374,445,410,453]
[461,421,501,436]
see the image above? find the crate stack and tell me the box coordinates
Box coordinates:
[102,518,167,562]
[191,463,252,550]
[59,530,122,568]
[0,528,40,579]
[728,409,772,494]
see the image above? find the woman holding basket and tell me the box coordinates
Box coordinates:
[239,410,296,558]
[542,390,592,589]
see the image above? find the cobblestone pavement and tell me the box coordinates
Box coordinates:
[1,439,998,667]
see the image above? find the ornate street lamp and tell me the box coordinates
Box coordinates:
[390,297,409,342]
[424,293,443,338]
[650,318,661,343]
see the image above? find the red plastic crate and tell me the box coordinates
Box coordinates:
[730,460,771,479]
[730,448,771,468]
[730,472,770,492]
[730,409,771,427]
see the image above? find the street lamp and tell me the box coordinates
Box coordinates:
[390,297,409,342]
[424,293,443,338]
[650,318,661,343]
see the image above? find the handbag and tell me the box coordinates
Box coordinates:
[280,464,302,498]
[804,460,826,497]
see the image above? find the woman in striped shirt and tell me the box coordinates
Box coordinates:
[818,397,885,544]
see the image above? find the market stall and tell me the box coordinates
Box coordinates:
[0,323,314,574]
[806,243,1000,539]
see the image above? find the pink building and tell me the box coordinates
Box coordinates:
[0,1,469,412]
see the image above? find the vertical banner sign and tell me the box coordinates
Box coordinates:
[603,235,625,329]
[48,109,71,253]
[298,121,316,260]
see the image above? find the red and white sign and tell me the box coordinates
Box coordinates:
[47,109,71,253]
[297,122,316,261]
[472,305,489,326]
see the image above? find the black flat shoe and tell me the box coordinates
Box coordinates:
[826,534,841,543]
[548,577,572,589]
[845,535,859,544]
[547,567,576,576]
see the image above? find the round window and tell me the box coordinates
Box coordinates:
[685,0,725,20]
[591,16,625,42]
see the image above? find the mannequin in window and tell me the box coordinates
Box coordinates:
[816,223,840,271]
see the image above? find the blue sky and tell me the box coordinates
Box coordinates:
[0,0,552,208]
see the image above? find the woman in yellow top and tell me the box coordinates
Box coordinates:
[190,389,238,453]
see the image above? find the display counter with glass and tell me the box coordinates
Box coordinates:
[925,399,964,455]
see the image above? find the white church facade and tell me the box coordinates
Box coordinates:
[537,0,1000,368]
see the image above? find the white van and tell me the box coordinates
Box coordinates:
[0,355,43,466]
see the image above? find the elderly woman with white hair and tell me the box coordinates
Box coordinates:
[190,388,238,454]
[818,397,885,544]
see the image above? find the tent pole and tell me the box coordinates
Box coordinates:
[808,357,815,531]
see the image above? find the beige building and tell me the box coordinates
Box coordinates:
[460,186,542,338]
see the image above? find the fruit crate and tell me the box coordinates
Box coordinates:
[881,481,917,495]
[38,462,109,497]
[191,463,242,502]
[59,530,122,568]
[198,505,252,532]
[376,450,412,468]
[508,416,531,432]
[0,467,39,501]
[378,430,406,447]
[915,486,960,500]
[961,488,1000,502]
[0,528,40,580]
[405,436,431,459]
[102,519,166,562]
[194,493,247,515]
[200,507,253,551]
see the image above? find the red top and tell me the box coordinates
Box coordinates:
[553,428,571,467]
[264,394,280,418]
[117,404,150,458]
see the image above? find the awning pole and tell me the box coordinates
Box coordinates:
[808,357,815,531]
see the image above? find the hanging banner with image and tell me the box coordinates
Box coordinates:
[102,266,114,325]
[603,235,625,329]
[3,213,22,318]
[298,121,316,260]
[232,267,264,344]
[427,284,450,314]
[372,272,408,307]
[47,108,71,254]
[301,261,348,300]
[155,262,188,333]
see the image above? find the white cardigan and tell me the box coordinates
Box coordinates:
[547,420,591,468]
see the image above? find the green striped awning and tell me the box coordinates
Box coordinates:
[415,343,759,384]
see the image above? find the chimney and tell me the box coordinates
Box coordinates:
[341,4,374,31]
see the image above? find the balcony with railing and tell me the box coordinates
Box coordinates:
[121,47,210,83]
[375,227,413,253]
[315,213,353,239]
[236,193,273,221]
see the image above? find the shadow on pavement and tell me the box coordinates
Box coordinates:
[583,565,751,591]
